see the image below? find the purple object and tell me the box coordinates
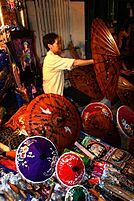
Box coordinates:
[15,136,59,183]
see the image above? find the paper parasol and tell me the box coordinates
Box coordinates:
[117,105,134,138]
[65,185,90,201]
[66,37,102,101]
[15,136,59,183]
[68,66,103,102]
[117,76,134,110]
[24,93,81,152]
[91,18,121,101]
[81,102,113,140]
[56,152,85,187]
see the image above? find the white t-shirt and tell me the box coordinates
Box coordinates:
[42,51,75,95]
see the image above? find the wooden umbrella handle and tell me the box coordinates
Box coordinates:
[46,183,55,201]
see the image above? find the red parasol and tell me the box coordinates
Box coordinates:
[81,102,114,141]
[68,66,103,102]
[116,105,134,152]
[67,39,102,101]
[23,93,81,153]
[91,18,121,101]
[56,152,85,187]
[117,76,134,110]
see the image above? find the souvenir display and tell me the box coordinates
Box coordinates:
[102,147,131,169]
[80,135,111,159]
[101,165,134,192]
[116,105,134,151]
[91,18,121,101]
[0,15,134,201]
[24,93,81,153]
[56,152,85,187]
[121,158,134,179]
[99,182,134,201]
[15,136,58,183]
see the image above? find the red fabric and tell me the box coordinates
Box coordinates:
[0,158,17,172]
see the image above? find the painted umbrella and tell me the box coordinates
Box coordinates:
[116,105,134,153]
[67,38,103,102]
[91,18,121,101]
[65,185,90,201]
[24,93,81,153]
[56,152,85,187]
[117,75,134,111]
[15,136,59,184]
[81,102,113,141]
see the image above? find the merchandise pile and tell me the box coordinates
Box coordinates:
[0,94,134,201]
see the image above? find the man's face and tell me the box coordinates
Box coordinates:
[48,38,62,55]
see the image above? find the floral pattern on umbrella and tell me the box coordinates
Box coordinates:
[24,93,81,152]
[15,136,59,183]
[81,102,113,140]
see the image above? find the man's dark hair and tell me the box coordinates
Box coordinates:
[43,33,58,51]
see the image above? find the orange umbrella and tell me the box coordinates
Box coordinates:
[24,93,81,153]
[91,18,121,101]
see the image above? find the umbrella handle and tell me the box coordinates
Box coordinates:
[46,183,55,201]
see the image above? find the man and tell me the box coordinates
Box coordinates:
[42,32,94,96]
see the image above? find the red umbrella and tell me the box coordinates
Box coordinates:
[24,93,81,153]
[56,152,85,187]
[65,37,103,102]
[81,102,113,141]
[68,66,103,102]
[91,18,121,101]
[116,105,134,152]
[117,76,134,110]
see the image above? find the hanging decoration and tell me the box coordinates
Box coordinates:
[7,0,23,11]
